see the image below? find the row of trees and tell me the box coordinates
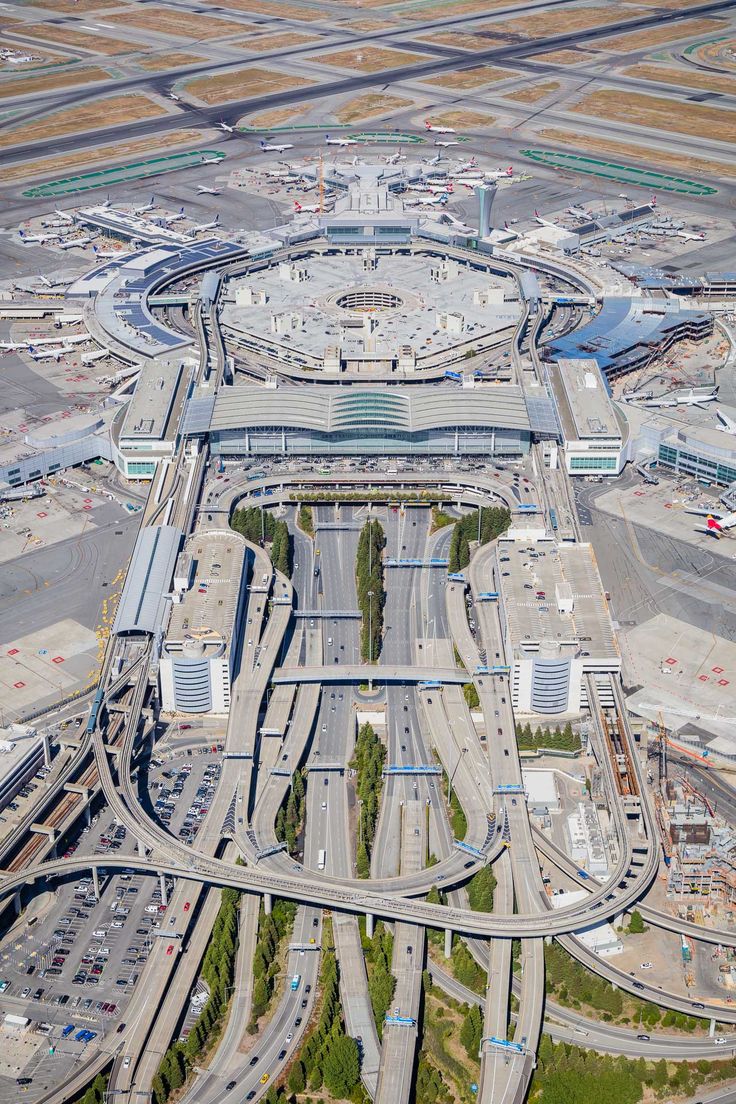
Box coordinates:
[460,1003,484,1060]
[298,504,314,537]
[231,506,292,577]
[530,1036,736,1104]
[467,865,497,913]
[440,767,467,840]
[286,946,361,1099]
[249,898,298,1029]
[356,519,385,662]
[72,1074,107,1104]
[351,722,386,878]
[362,920,396,1038]
[275,769,307,857]
[447,507,512,572]
[545,940,623,1019]
[516,721,581,754]
[152,887,242,1104]
[293,491,439,504]
[416,1057,453,1104]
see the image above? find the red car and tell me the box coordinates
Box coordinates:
[183,902,190,912]
[166,945,174,956]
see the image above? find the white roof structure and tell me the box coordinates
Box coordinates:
[113,525,182,635]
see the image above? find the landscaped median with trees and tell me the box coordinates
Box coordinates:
[231,505,292,577]
[151,887,242,1104]
[249,898,298,1030]
[447,506,511,572]
[275,769,307,857]
[351,722,386,878]
[355,518,385,662]
[258,919,365,1104]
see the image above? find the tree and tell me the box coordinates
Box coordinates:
[323,1035,360,1098]
[288,1060,306,1094]
[460,1003,483,1059]
[628,909,646,934]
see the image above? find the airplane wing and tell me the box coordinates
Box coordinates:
[685,507,725,518]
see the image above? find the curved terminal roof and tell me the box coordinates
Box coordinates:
[207,384,531,434]
[548,296,711,377]
[113,525,182,636]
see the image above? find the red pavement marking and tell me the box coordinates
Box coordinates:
[665,657,677,665]
[713,667,724,674]
[698,675,709,682]
[52,656,64,664]
[13,682,25,689]
[7,649,18,656]
[719,679,730,686]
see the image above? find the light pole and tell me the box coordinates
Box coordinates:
[448,746,468,807]
[367,590,374,691]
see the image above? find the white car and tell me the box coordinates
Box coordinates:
[123,1056,131,1068]
[640,962,653,970]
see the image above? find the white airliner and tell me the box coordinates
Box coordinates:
[28,345,74,362]
[159,206,186,224]
[54,209,74,223]
[567,205,592,219]
[260,139,294,153]
[404,192,449,207]
[407,182,453,194]
[686,506,736,538]
[18,230,60,245]
[169,91,180,101]
[384,149,405,165]
[219,121,235,133]
[434,139,459,148]
[293,200,322,214]
[93,246,132,260]
[202,157,221,165]
[637,388,718,410]
[8,333,90,350]
[717,409,736,435]
[439,211,477,234]
[324,134,358,147]
[197,185,221,195]
[533,210,559,229]
[424,152,443,166]
[677,230,706,242]
[81,348,109,365]
[134,197,156,214]
[57,237,92,251]
[425,120,455,133]
[187,213,220,235]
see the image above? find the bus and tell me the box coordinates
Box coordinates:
[550,507,558,531]
[317,849,326,870]
[290,975,301,991]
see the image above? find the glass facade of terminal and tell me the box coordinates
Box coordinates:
[658,442,736,487]
[569,455,619,472]
[210,425,531,458]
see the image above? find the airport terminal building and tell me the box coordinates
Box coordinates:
[188,382,539,459]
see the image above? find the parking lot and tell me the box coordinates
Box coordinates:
[0,750,222,1097]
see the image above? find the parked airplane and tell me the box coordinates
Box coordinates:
[686,507,736,538]
[677,230,706,242]
[93,245,132,260]
[324,134,358,147]
[567,205,592,219]
[27,345,74,362]
[197,185,221,195]
[425,120,455,133]
[57,237,92,250]
[187,214,220,235]
[384,149,405,164]
[293,200,322,214]
[717,409,736,435]
[636,388,718,410]
[412,181,454,194]
[440,211,477,234]
[404,192,449,207]
[18,230,60,244]
[53,209,74,223]
[134,197,156,215]
[533,210,559,229]
[219,121,235,133]
[159,206,186,224]
[260,139,294,153]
